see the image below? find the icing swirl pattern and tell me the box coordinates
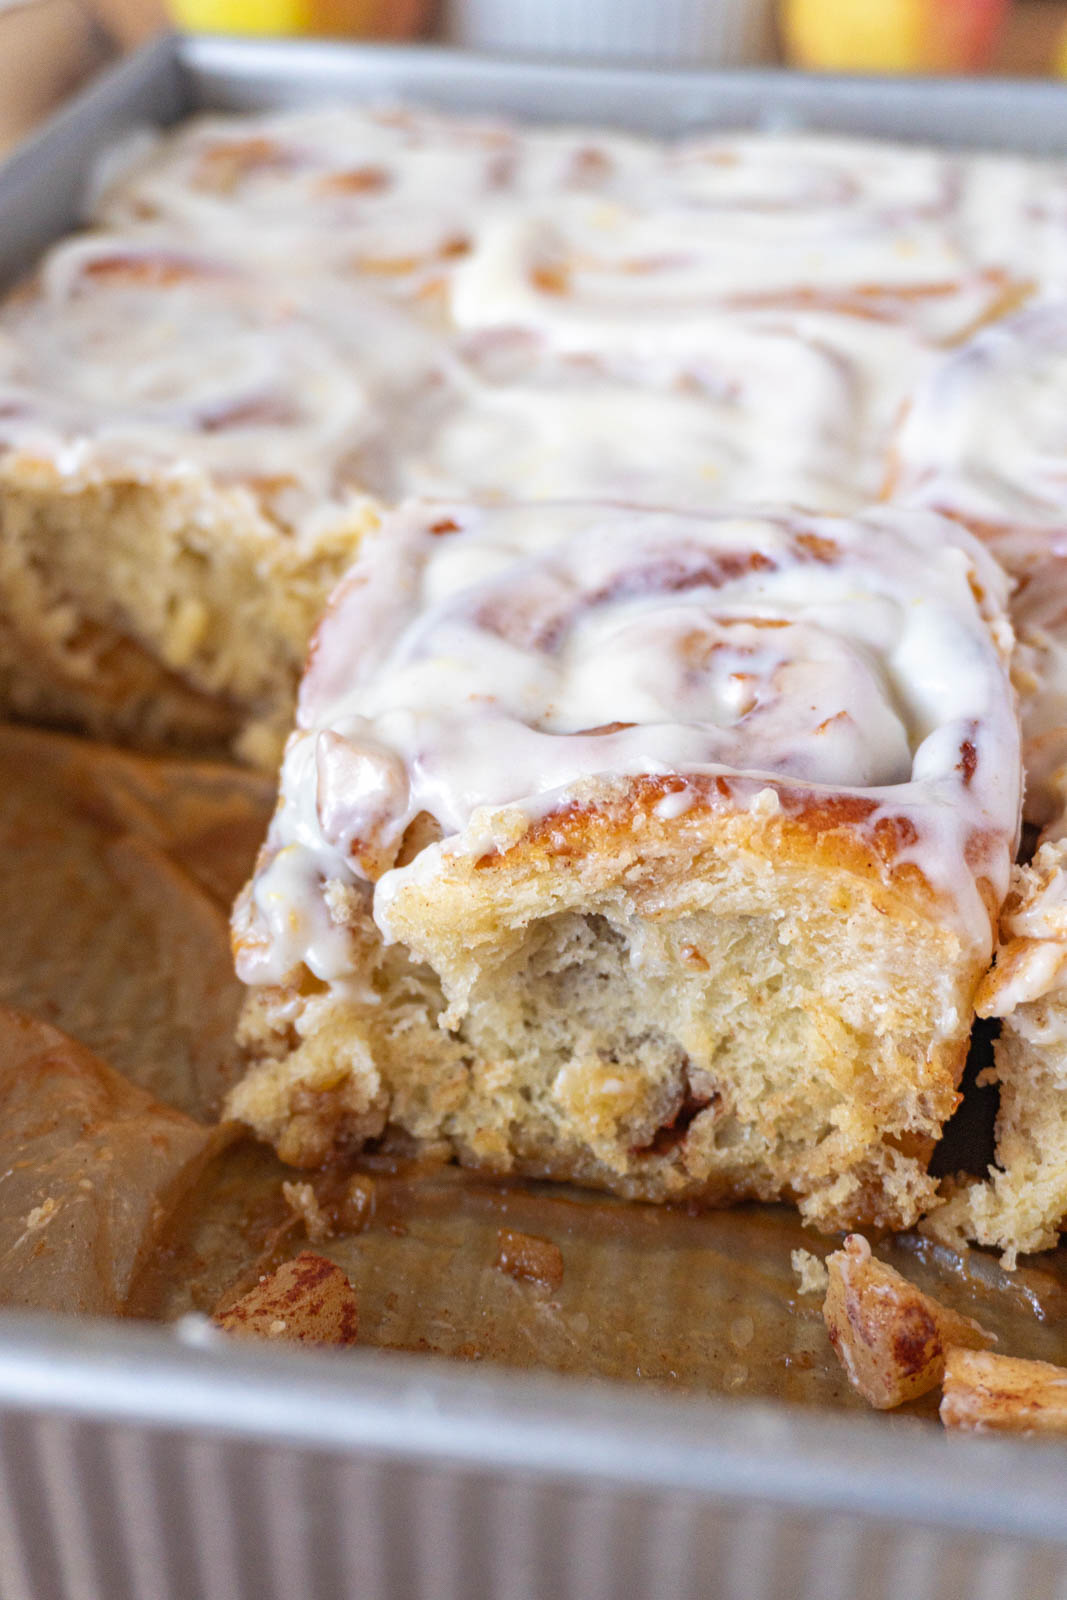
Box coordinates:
[397,318,928,513]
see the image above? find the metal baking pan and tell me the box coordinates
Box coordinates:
[4,33,1067,1600]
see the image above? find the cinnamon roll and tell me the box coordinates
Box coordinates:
[90,106,660,305]
[397,314,930,513]
[229,499,1020,1231]
[0,233,444,758]
[95,113,1057,346]
[893,300,1067,559]
[891,300,1067,828]
[447,132,1049,350]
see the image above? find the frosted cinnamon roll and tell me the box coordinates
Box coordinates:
[396,314,931,513]
[931,564,1067,1264]
[889,300,1067,1262]
[91,106,660,304]
[448,134,1046,351]
[94,116,1054,341]
[230,500,1020,1232]
[0,233,444,760]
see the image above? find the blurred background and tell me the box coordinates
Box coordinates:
[3,0,1067,156]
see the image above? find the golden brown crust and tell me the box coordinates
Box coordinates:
[451,774,978,938]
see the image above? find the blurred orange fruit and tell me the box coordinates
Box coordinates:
[168,0,427,36]
[781,0,1009,74]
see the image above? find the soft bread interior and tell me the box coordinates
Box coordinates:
[939,1017,1067,1265]
[232,805,979,1232]
[933,840,1067,1264]
[0,475,377,762]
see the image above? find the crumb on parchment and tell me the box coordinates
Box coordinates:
[282,1180,333,1243]
[792,1247,829,1296]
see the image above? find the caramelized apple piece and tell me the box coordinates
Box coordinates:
[495,1228,564,1290]
[942,1349,1067,1434]
[823,1233,993,1408]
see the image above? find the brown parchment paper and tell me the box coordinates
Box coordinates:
[0,722,273,1119]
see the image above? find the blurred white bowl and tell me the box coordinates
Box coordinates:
[440,0,778,66]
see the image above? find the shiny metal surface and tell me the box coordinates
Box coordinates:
[0,1314,1063,1597]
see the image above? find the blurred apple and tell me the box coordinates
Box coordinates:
[781,0,1010,74]
[167,0,428,36]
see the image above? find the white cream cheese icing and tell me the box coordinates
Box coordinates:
[446,134,1059,349]
[892,301,1067,826]
[92,111,1066,342]
[15,112,1067,541]
[395,316,930,513]
[90,106,663,298]
[0,235,930,538]
[894,300,1067,548]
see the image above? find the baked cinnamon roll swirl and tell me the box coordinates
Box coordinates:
[893,300,1067,557]
[91,105,660,303]
[448,133,1048,350]
[94,113,1057,344]
[230,499,1020,1232]
[397,315,930,513]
